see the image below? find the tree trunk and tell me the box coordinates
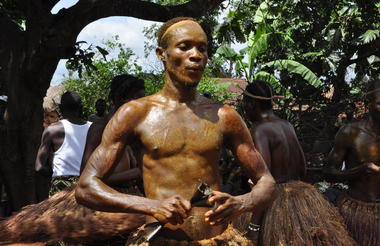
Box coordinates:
[0,0,225,213]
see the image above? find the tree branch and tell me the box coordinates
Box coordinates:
[48,0,225,57]
[42,0,61,13]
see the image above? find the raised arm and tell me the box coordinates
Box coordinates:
[205,106,275,225]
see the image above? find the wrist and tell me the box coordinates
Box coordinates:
[235,194,252,213]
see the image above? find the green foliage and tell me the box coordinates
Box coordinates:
[63,36,144,116]
[263,60,322,88]
[358,29,380,44]
[197,69,239,102]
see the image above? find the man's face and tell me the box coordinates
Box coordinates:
[96,100,106,113]
[369,92,380,122]
[158,21,208,87]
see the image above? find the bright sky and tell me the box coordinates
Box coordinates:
[50,0,244,86]
[50,0,161,85]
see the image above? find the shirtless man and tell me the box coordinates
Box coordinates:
[81,74,145,190]
[243,81,355,246]
[325,79,380,246]
[76,17,275,245]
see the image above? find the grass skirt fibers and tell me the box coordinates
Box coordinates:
[127,224,253,246]
[337,193,380,246]
[259,181,356,246]
[0,185,145,244]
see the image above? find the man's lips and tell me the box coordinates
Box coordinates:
[185,66,204,72]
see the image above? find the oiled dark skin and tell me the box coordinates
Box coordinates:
[243,98,306,244]
[246,110,306,182]
[325,92,380,202]
[76,20,275,240]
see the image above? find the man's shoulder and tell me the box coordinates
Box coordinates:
[338,121,365,136]
[46,120,63,131]
[42,121,64,140]
[112,96,157,123]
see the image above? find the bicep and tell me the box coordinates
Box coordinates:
[222,108,269,180]
[327,128,350,168]
[35,129,53,169]
[81,103,143,179]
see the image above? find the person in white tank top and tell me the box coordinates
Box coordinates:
[35,91,91,197]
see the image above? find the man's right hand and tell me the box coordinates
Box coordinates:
[366,162,380,174]
[150,195,191,225]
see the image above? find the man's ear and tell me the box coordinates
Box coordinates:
[156,47,166,61]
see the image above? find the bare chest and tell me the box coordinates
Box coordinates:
[136,108,223,157]
[351,133,380,164]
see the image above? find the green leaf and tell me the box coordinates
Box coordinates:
[216,45,239,60]
[96,46,109,60]
[263,60,322,88]
[254,2,269,23]
[350,87,362,94]
[248,33,270,76]
[254,71,293,99]
[359,29,380,44]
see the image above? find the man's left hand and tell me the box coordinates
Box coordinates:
[204,191,245,226]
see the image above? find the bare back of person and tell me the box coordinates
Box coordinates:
[251,115,305,183]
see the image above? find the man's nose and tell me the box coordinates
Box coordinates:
[189,48,203,62]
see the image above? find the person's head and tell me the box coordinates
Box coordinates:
[108,74,145,108]
[59,91,83,117]
[156,17,208,88]
[345,102,356,121]
[94,99,107,116]
[367,78,380,122]
[243,80,274,121]
[43,108,60,128]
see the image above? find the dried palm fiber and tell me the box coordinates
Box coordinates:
[0,185,145,245]
[337,193,380,246]
[259,181,357,246]
[127,224,253,246]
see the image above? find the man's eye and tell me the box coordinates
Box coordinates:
[179,45,188,51]
[199,46,206,52]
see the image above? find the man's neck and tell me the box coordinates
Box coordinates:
[254,109,275,122]
[62,113,85,125]
[161,74,197,103]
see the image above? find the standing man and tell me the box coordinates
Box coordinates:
[242,81,355,246]
[76,17,275,245]
[325,79,380,246]
[35,91,91,196]
[88,98,107,122]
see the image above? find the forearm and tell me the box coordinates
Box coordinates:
[75,175,154,214]
[238,174,275,213]
[35,162,52,177]
[104,168,141,186]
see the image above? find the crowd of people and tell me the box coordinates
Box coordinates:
[0,17,379,246]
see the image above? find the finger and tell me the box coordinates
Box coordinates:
[154,211,169,224]
[208,207,234,224]
[176,196,191,211]
[209,191,229,203]
[173,201,188,219]
[164,207,181,225]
